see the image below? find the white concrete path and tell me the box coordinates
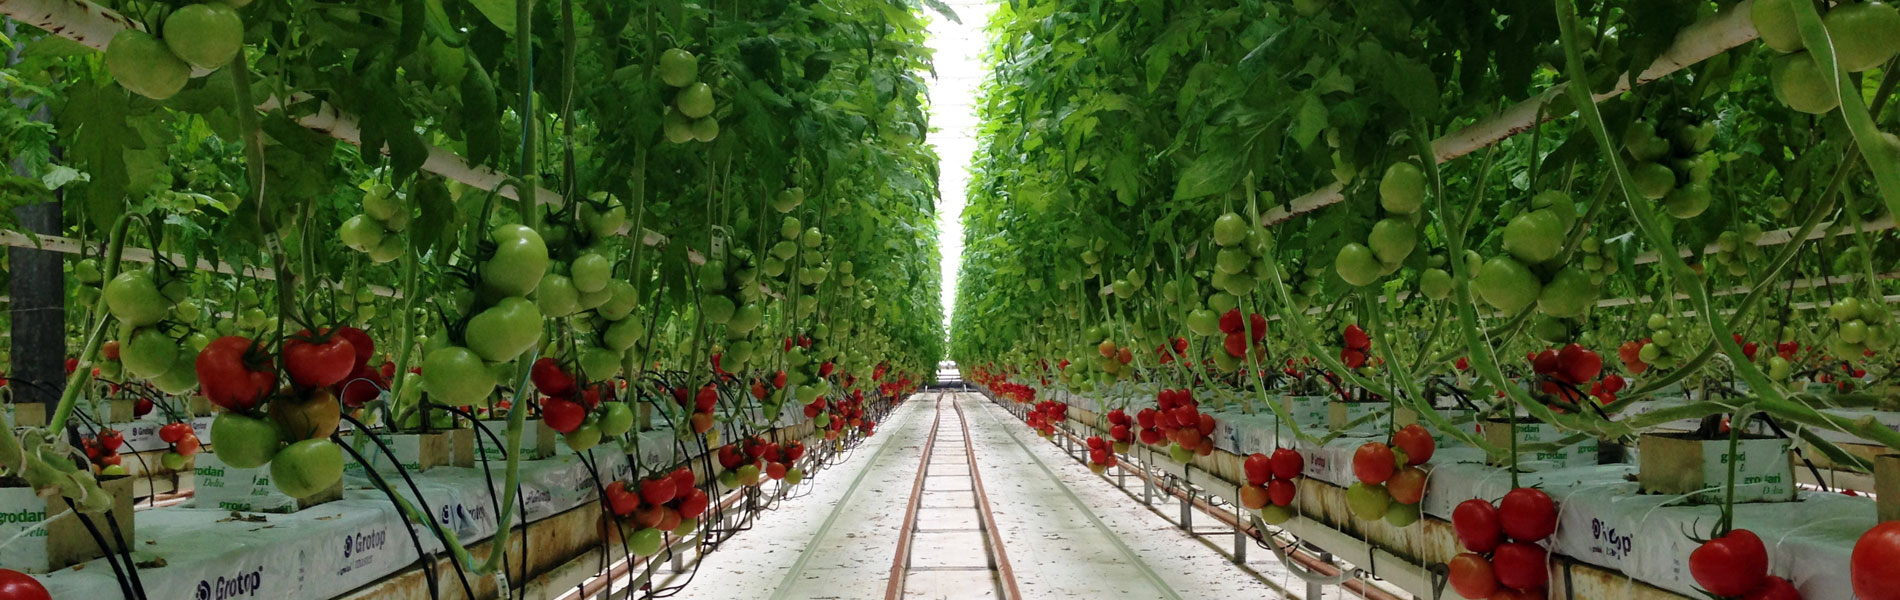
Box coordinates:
[668,392,1353,600]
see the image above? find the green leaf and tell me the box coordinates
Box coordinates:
[1173,149,1245,201]
[40,165,87,190]
[464,0,518,35]
[1291,92,1327,148]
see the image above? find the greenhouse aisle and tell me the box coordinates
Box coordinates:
[669,393,1346,600]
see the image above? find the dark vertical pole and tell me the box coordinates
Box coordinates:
[6,19,67,410]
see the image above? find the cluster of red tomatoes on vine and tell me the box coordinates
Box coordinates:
[1137,388,1216,462]
[1240,448,1303,524]
[1025,401,1067,437]
[1448,488,1559,599]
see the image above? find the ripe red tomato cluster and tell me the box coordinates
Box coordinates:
[159,421,202,457]
[1527,343,1604,404]
[1448,488,1558,598]
[668,382,721,434]
[1688,528,1800,599]
[1025,400,1067,438]
[1154,336,1190,364]
[83,428,125,472]
[1105,409,1136,450]
[1218,309,1269,359]
[1340,324,1372,368]
[604,467,710,533]
[1084,435,1117,473]
[1136,388,1215,458]
[1239,448,1304,509]
[818,390,872,441]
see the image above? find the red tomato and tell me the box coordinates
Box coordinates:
[1243,453,1272,485]
[196,336,276,412]
[1448,553,1499,599]
[1743,576,1802,600]
[1453,499,1504,553]
[531,357,578,398]
[284,330,355,388]
[1391,424,1435,465]
[1267,479,1296,506]
[1854,522,1900,600]
[639,476,677,505]
[1691,528,1768,597]
[1352,442,1397,484]
[0,569,50,600]
[332,326,375,371]
[541,397,585,433]
[667,467,697,494]
[1498,487,1557,542]
[603,482,640,516]
[1491,542,1549,591]
[675,488,710,519]
[1270,448,1304,480]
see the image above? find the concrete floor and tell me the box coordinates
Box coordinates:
[666,393,1354,600]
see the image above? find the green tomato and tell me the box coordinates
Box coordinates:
[535,273,580,318]
[1334,243,1383,287]
[1212,212,1249,246]
[466,297,544,362]
[105,270,170,327]
[579,346,622,382]
[271,440,344,498]
[163,3,244,69]
[773,187,804,213]
[1368,218,1417,266]
[152,349,200,394]
[211,412,282,469]
[676,82,715,119]
[1383,500,1420,527]
[1185,309,1221,337]
[1419,268,1453,301]
[339,214,386,252]
[1378,163,1426,215]
[422,347,496,405]
[729,303,764,334]
[659,48,699,87]
[105,30,190,100]
[1260,504,1295,525]
[482,224,549,297]
[579,200,628,240]
[596,280,639,321]
[1630,162,1678,200]
[161,451,189,472]
[1345,482,1390,520]
[75,259,103,284]
[1536,267,1598,318]
[663,110,695,144]
[564,423,603,452]
[597,403,635,437]
[1474,256,1541,313]
[571,252,612,294]
[628,527,664,556]
[1502,209,1564,264]
[120,326,178,380]
[604,317,647,351]
[1751,0,1805,52]
[1771,53,1840,114]
[691,118,720,143]
[701,295,736,324]
[368,237,404,264]
[1663,182,1712,219]
[1825,2,1900,72]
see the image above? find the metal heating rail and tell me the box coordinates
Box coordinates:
[885,394,1021,600]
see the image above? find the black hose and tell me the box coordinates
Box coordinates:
[328,428,445,600]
